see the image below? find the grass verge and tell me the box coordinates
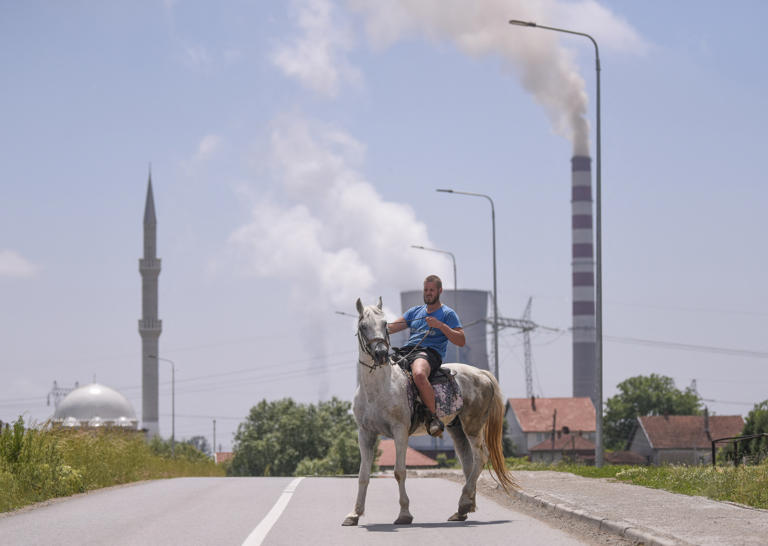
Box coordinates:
[0,418,224,513]
[505,457,768,509]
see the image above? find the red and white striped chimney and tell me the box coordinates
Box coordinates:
[571,155,597,406]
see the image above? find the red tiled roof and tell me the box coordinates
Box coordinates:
[638,415,745,449]
[606,451,648,465]
[530,433,595,452]
[507,397,596,433]
[375,439,438,468]
[215,451,233,464]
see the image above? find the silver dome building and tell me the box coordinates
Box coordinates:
[53,383,138,429]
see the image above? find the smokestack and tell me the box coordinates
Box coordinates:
[571,156,597,407]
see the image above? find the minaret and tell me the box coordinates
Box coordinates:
[139,171,162,437]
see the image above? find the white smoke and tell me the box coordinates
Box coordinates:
[231,116,446,307]
[346,0,646,154]
[272,0,361,98]
[0,250,39,278]
[228,117,448,398]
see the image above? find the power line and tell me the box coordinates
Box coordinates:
[605,335,768,359]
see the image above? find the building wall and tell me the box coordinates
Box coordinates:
[657,448,711,466]
[504,406,528,456]
[629,429,654,460]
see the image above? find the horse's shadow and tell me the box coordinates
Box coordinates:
[362,520,511,532]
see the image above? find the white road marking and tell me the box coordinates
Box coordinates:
[241,477,304,546]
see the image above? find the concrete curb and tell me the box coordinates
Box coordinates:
[507,485,682,546]
[420,470,685,546]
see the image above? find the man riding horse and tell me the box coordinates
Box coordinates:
[387,274,465,437]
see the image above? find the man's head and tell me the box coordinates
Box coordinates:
[423,274,442,305]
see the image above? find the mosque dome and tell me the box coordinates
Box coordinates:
[53,383,138,429]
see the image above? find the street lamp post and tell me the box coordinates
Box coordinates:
[410,244,460,362]
[149,354,175,457]
[508,19,604,467]
[436,189,498,381]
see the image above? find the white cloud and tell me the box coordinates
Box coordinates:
[196,134,223,161]
[0,250,39,278]
[228,116,448,309]
[184,45,212,68]
[181,133,223,175]
[272,0,361,97]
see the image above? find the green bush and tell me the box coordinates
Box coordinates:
[0,417,224,513]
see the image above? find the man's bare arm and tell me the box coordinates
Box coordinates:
[387,317,409,334]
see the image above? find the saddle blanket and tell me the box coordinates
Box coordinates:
[405,367,464,418]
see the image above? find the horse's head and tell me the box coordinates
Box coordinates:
[355,297,390,366]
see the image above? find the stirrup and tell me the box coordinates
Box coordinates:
[427,413,444,437]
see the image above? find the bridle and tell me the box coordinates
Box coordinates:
[357,318,391,372]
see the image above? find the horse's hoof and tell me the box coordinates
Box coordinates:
[448,512,468,522]
[393,515,413,525]
[341,516,359,526]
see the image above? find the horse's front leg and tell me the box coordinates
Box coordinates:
[392,427,414,524]
[342,428,377,526]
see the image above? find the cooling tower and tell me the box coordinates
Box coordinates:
[571,156,597,407]
[395,288,489,457]
[394,289,489,371]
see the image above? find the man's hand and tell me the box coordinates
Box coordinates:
[425,316,444,329]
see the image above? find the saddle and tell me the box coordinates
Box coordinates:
[393,357,464,435]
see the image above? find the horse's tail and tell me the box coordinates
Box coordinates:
[484,374,517,491]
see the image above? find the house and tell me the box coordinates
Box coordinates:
[214,451,233,464]
[505,397,596,456]
[628,414,745,465]
[529,431,596,463]
[375,439,439,470]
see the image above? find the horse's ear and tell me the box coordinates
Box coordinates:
[356,298,364,316]
[377,296,383,310]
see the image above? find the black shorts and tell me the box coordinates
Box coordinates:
[393,346,442,379]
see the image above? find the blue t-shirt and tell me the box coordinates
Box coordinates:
[403,304,462,360]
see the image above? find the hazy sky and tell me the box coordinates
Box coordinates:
[2,1,766,451]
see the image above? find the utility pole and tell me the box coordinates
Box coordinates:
[213,419,217,461]
[46,380,79,409]
[495,298,559,398]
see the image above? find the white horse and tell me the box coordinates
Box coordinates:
[342,298,515,526]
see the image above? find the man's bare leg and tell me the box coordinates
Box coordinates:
[412,358,443,436]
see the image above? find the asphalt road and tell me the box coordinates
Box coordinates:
[0,476,591,545]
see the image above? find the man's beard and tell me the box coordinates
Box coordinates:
[423,293,439,305]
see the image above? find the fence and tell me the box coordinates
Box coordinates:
[711,433,768,467]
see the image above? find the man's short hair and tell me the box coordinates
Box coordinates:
[424,274,442,290]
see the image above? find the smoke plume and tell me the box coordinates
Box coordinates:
[348,0,645,155]
[228,116,448,398]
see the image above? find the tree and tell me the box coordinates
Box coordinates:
[228,397,361,477]
[604,374,702,450]
[184,436,211,456]
[741,400,768,459]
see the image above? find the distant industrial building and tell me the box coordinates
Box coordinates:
[392,289,489,371]
[392,289,490,457]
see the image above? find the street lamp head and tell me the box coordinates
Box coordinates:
[509,20,537,27]
[410,245,426,250]
[436,189,454,193]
